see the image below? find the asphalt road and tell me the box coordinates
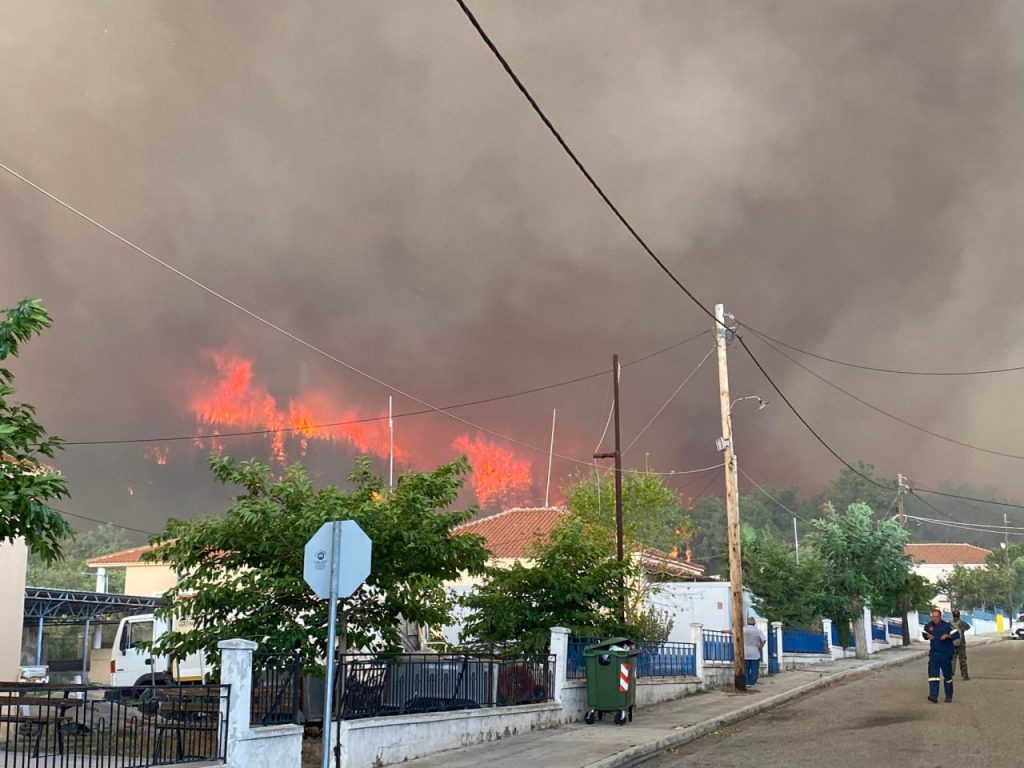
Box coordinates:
[644,641,1024,767]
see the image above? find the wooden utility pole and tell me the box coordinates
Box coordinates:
[594,354,625,624]
[897,473,910,646]
[715,304,747,691]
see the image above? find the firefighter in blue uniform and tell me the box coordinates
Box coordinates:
[922,608,961,703]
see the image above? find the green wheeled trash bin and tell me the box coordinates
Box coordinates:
[583,638,639,725]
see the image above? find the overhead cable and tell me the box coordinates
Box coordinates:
[65,330,709,447]
[749,330,1024,461]
[623,345,716,456]
[744,325,1024,377]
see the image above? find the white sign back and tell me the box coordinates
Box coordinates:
[303,520,372,599]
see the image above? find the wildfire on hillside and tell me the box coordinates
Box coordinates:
[177,348,535,508]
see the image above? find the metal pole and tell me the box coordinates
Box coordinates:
[388,396,394,489]
[322,522,342,768]
[793,517,800,565]
[715,303,747,692]
[82,618,91,682]
[36,615,44,666]
[896,474,910,646]
[1004,515,1014,622]
[545,409,557,507]
[612,355,624,567]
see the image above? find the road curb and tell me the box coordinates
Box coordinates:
[585,640,1005,768]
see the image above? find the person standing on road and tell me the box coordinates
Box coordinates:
[743,616,766,688]
[922,608,961,703]
[950,610,971,680]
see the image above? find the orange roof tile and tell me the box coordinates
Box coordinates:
[454,507,566,558]
[86,543,162,567]
[905,543,991,565]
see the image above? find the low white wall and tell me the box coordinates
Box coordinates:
[780,653,832,670]
[336,701,564,768]
[218,639,303,768]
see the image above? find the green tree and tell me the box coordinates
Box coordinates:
[816,462,896,517]
[0,298,71,562]
[565,471,693,553]
[739,531,829,628]
[938,544,1024,613]
[811,502,910,657]
[26,523,130,592]
[144,455,490,670]
[460,515,641,652]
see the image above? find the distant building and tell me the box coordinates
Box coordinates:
[86,543,177,597]
[905,543,991,610]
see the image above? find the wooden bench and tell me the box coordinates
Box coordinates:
[152,686,223,762]
[0,693,84,757]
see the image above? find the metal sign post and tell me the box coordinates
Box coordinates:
[304,520,372,768]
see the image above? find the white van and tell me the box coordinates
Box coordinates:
[110,613,207,689]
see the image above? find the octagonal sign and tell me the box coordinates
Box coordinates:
[303,520,372,600]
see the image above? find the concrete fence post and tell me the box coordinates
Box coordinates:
[822,619,841,660]
[883,615,891,645]
[690,622,704,680]
[906,609,921,641]
[771,622,783,673]
[863,606,875,654]
[549,627,570,703]
[219,638,257,763]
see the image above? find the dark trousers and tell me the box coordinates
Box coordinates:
[745,659,760,686]
[928,655,954,700]
[953,644,968,678]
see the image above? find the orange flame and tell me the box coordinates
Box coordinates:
[452,435,532,507]
[145,446,169,465]
[189,350,400,463]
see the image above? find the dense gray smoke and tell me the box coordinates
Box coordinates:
[2,0,1023,536]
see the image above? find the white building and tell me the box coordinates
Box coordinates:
[905,543,990,610]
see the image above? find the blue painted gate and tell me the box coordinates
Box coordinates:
[767,627,780,674]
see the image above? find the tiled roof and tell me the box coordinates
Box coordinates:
[86,543,162,567]
[454,507,566,558]
[905,543,991,565]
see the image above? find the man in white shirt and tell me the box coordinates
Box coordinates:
[743,616,766,688]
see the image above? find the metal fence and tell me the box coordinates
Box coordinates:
[886,619,903,637]
[566,636,605,680]
[830,622,856,648]
[333,653,554,720]
[636,641,697,678]
[251,653,302,726]
[781,627,828,655]
[870,623,887,642]
[701,630,734,663]
[0,682,228,767]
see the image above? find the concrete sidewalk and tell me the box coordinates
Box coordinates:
[403,638,1003,768]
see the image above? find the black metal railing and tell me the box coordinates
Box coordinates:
[0,681,228,767]
[251,653,302,726]
[331,653,555,720]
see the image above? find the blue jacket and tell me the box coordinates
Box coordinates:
[922,620,960,658]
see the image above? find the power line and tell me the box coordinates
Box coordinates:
[744,325,1024,377]
[623,345,716,456]
[749,330,1024,461]
[0,159,722,477]
[451,2,905,501]
[737,467,817,525]
[912,486,1024,512]
[64,330,710,447]
[453,0,721,329]
[903,513,1024,537]
[734,335,895,492]
[56,508,157,536]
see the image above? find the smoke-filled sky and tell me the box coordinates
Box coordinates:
[3,1,1024,538]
